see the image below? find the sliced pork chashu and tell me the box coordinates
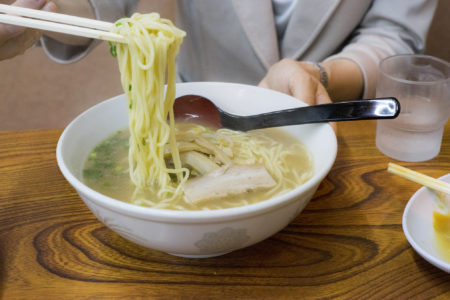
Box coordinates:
[184,164,276,204]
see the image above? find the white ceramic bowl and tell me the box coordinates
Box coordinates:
[403,173,450,273]
[57,82,337,257]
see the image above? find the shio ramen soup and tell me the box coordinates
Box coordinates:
[82,123,313,211]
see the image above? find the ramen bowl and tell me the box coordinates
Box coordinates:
[56,82,337,257]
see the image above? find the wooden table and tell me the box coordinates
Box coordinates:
[1,121,449,299]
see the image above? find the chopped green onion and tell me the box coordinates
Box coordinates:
[83,169,102,180]
[110,45,117,57]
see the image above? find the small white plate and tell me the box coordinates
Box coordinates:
[403,173,450,273]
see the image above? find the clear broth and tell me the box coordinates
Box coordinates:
[82,124,313,210]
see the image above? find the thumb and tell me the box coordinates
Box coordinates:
[0,24,26,45]
[289,78,318,106]
[316,84,337,132]
[316,84,332,105]
[0,0,50,43]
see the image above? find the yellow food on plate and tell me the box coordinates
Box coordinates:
[434,211,450,262]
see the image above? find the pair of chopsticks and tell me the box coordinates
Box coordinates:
[388,162,450,195]
[0,4,126,43]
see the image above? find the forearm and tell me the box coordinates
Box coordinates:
[296,59,363,102]
[323,0,437,98]
[43,0,95,46]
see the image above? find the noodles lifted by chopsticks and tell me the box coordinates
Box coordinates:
[107,13,313,209]
[111,13,187,199]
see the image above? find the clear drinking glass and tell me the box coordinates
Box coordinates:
[376,54,450,162]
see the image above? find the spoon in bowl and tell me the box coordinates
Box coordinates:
[173,95,400,131]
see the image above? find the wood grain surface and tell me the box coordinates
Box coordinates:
[1,121,450,299]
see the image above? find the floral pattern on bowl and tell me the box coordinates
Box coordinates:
[195,227,250,253]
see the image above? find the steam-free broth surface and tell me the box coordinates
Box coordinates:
[82,124,313,210]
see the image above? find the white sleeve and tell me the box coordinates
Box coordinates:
[40,0,138,64]
[325,0,437,98]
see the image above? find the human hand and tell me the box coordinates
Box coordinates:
[259,58,340,131]
[0,0,56,61]
[43,0,95,46]
[259,58,331,106]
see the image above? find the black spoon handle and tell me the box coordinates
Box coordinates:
[221,98,400,131]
